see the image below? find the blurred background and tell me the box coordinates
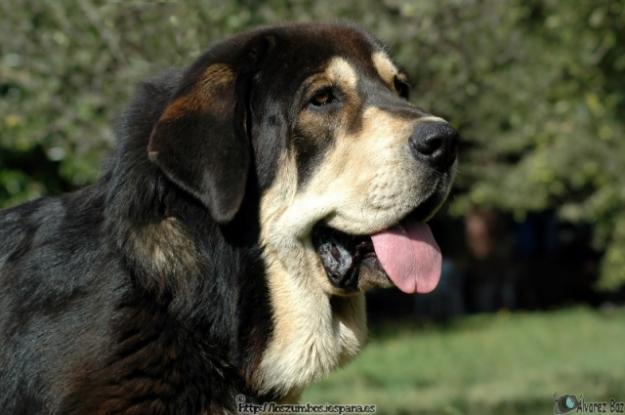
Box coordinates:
[1,1,625,414]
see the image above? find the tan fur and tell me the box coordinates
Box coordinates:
[416,115,447,124]
[372,51,398,86]
[255,145,367,395]
[255,56,454,397]
[326,57,358,89]
[294,106,433,236]
[254,58,418,396]
[127,217,199,293]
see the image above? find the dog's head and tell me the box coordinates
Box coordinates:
[146,21,458,396]
[148,22,457,299]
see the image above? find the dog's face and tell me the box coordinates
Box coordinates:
[245,25,457,297]
[148,21,459,307]
[147,23,457,394]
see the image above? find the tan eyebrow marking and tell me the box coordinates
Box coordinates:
[372,51,398,86]
[325,57,358,89]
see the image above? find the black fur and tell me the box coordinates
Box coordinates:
[0,22,396,414]
[0,37,277,415]
[0,65,274,413]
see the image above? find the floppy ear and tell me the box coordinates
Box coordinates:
[147,62,250,224]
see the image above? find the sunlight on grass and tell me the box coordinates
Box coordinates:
[303,307,625,415]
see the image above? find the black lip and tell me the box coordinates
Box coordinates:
[311,192,446,291]
[406,189,446,223]
[311,224,375,291]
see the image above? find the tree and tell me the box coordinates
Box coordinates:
[1,0,624,289]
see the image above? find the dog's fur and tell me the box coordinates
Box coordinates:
[0,23,456,414]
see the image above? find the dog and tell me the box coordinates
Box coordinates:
[0,22,457,414]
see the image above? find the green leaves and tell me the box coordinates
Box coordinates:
[1,0,624,289]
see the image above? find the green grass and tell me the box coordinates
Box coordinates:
[302,307,625,415]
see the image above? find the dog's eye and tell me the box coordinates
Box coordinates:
[394,76,410,100]
[309,88,335,107]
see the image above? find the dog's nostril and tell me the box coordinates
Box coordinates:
[410,121,458,170]
[417,135,443,156]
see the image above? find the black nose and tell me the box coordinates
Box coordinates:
[410,121,458,171]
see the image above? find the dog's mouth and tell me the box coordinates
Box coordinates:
[312,203,443,295]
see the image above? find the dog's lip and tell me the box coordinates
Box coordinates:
[311,202,437,291]
[311,224,376,291]
[311,182,453,293]
[339,185,447,237]
[331,191,444,237]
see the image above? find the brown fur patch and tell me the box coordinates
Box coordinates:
[127,217,199,294]
[158,64,235,123]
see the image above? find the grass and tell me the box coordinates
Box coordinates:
[302,307,625,414]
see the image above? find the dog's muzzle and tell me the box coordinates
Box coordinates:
[312,120,458,296]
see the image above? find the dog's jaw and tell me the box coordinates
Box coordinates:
[254,165,367,397]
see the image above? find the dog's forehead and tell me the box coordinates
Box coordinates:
[323,51,400,89]
[276,24,399,84]
[324,57,358,88]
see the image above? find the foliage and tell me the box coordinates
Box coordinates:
[1,0,624,288]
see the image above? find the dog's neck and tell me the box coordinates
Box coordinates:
[100,73,367,401]
[253,234,368,397]
[104,164,367,401]
[101,100,276,402]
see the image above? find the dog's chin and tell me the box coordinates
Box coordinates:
[311,191,447,295]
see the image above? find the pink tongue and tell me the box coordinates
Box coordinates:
[371,221,442,294]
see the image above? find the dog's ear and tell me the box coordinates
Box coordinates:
[148,37,272,224]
